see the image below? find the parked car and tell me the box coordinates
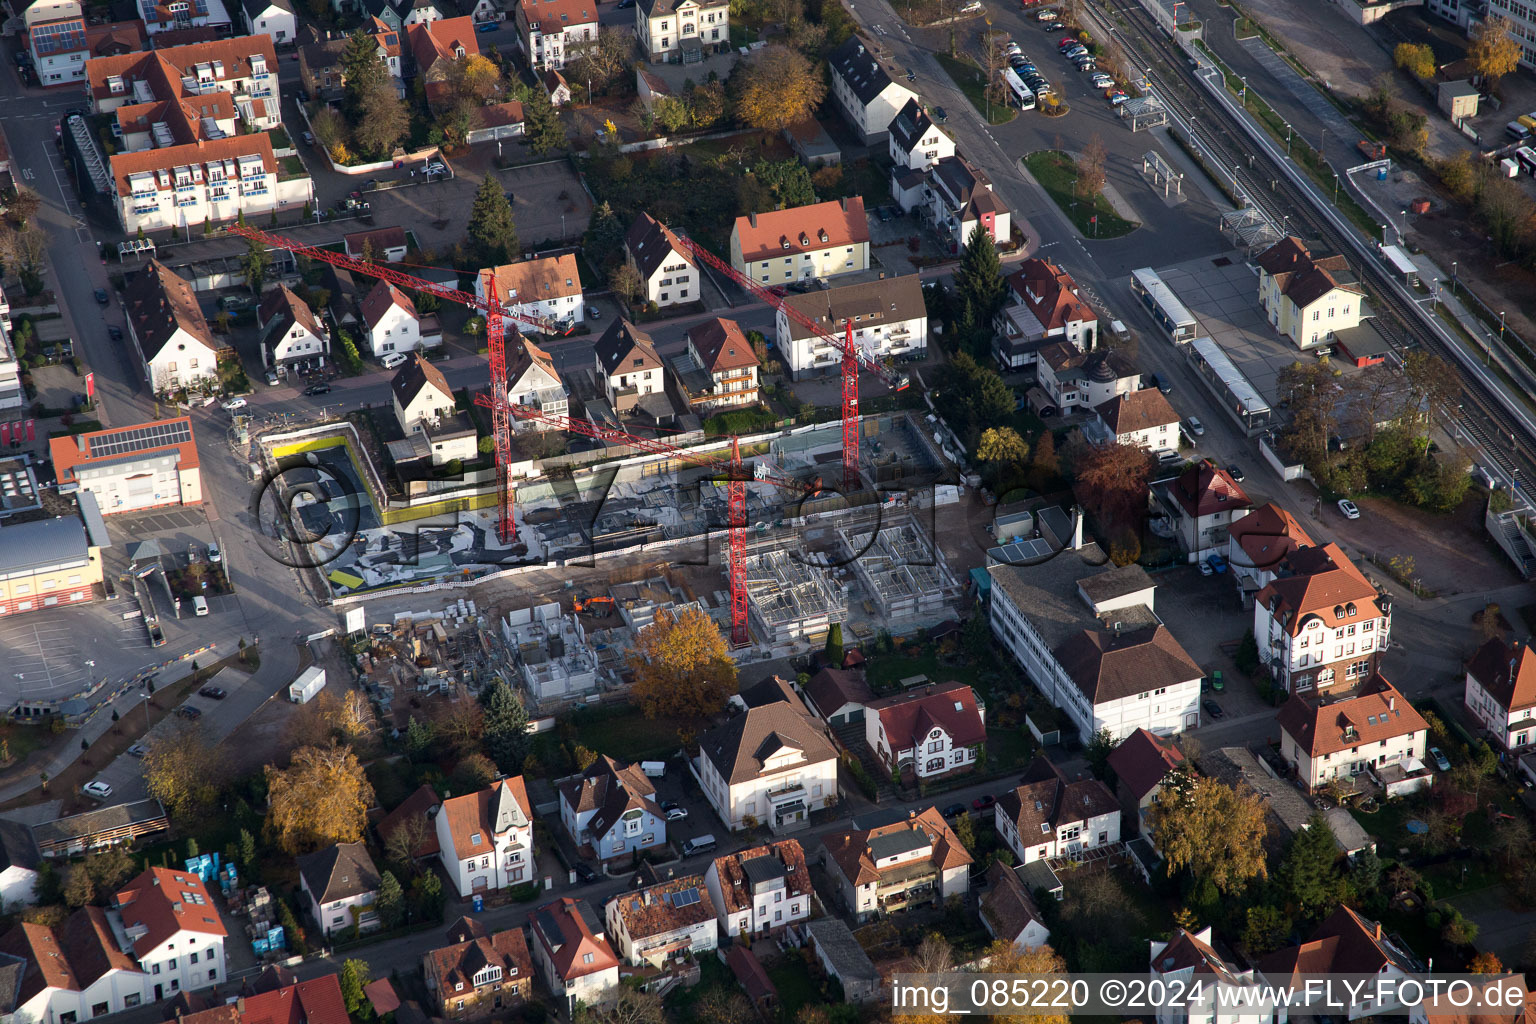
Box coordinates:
[942,803,968,818]
[905,68,917,81]
[199,684,226,699]
[972,794,996,812]
[265,370,281,385]
[1091,73,1114,88]
[932,106,948,122]
[1076,60,1097,71]
[1337,498,1361,520]
[83,781,113,799]
[573,863,599,883]
[305,382,332,396]
[302,131,315,146]
[1005,41,1022,54]
[221,397,247,411]
[1108,91,1130,105]
[94,288,109,305]
[422,161,447,176]
[208,543,221,563]
[14,50,33,66]
[1430,746,1451,772]
[476,18,498,30]
[1202,700,1224,720]
[1199,559,1214,577]
[662,802,688,821]
[586,305,602,319]
[1206,552,1227,574]
[381,352,408,370]
[1036,7,1057,19]
[1185,416,1205,437]
[177,705,202,720]
[127,743,150,758]
[1152,372,1172,393]
[1226,463,1245,482]
[1043,21,1063,29]
[192,595,210,616]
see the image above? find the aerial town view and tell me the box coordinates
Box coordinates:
[3,0,1536,1012]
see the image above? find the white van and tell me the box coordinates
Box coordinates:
[641,761,666,778]
[682,834,717,856]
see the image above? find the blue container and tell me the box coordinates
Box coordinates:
[1377,166,1388,180]
[473,894,484,912]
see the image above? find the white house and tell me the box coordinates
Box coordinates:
[1277,674,1431,794]
[1253,542,1391,695]
[434,777,534,898]
[24,0,143,88]
[694,698,839,834]
[1465,637,1536,753]
[863,682,985,782]
[1150,927,1277,1024]
[0,823,39,908]
[925,155,1010,254]
[0,913,142,1024]
[603,875,718,967]
[980,861,1051,952]
[625,213,697,309]
[108,137,310,236]
[1255,236,1364,350]
[827,36,916,144]
[1094,390,1181,452]
[820,807,971,923]
[774,274,926,381]
[593,320,665,416]
[1154,462,1254,565]
[989,529,1204,742]
[116,867,228,1000]
[1258,907,1418,1018]
[730,198,870,287]
[1034,342,1139,416]
[390,354,457,435]
[682,318,759,410]
[513,0,596,70]
[635,0,728,61]
[123,261,221,395]
[296,842,381,937]
[996,756,1120,865]
[888,99,954,173]
[258,285,329,371]
[557,756,666,864]
[242,0,296,41]
[477,255,584,329]
[361,281,434,357]
[994,259,1100,371]
[507,337,567,430]
[703,840,813,941]
[1226,502,1315,605]
[528,898,619,1014]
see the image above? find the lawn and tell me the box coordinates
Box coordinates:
[865,649,1000,702]
[1021,150,1139,238]
[554,704,689,762]
[935,53,1018,126]
[986,727,1036,770]
[766,958,822,1017]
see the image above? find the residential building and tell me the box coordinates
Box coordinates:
[87,36,281,141]
[434,777,534,898]
[1226,501,1314,604]
[297,20,403,103]
[423,922,533,1020]
[0,292,20,413]
[362,281,439,357]
[513,0,597,70]
[1254,541,1391,694]
[528,898,619,1013]
[625,213,697,309]
[409,16,477,87]
[827,36,916,143]
[391,354,457,435]
[729,197,870,286]
[1094,389,1181,451]
[241,0,295,41]
[23,0,145,88]
[1149,927,1276,1024]
[774,274,926,380]
[0,516,105,619]
[0,913,142,1024]
[257,285,329,371]
[1034,342,1139,415]
[134,0,233,37]
[1277,673,1430,794]
[1259,906,1418,1017]
[377,784,441,863]
[703,841,812,940]
[116,867,228,999]
[980,860,1050,952]
[1153,461,1253,564]
[888,99,954,173]
[506,338,567,430]
[863,682,985,781]
[989,527,1204,741]
[178,974,350,1024]
[635,0,728,61]
[1255,236,1364,350]
[1105,727,1187,839]
[296,843,381,938]
[594,320,665,416]
[557,756,666,863]
[51,417,202,515]
[0,823,40,907]
[476,255,584,328]
[108,134,309,236]
[1465,637,1536,753]
[1485,0,1536,69]
[122,262,221,394]
[799,666,874,729]
[800,919,879,1004]
[994,259,1100,370]
[694,698,839,833]
[925,155,1010,254]
[344,226,409,262]
[542,67,572,104]
[996,755,1120,865]
[604,875,718,968]
[820,807,972,923]
[681,318,759,409]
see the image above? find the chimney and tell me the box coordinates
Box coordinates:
[1071,506,1084,551]
[1375,923,1382,940]
[878,271,885,280]
[237,998,245,1014]
[1387,696,1394,711]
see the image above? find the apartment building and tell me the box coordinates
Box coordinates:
[22,0,145,88]
[50,418,202,514]
[1465,637,1536,752]
[477,254,585,328]
[995,755,1120,865]
[820,807,972,923]
[994,258,1100,370]
[1277,673,1430,794]
[682,318,759,409]
[625,213,697,309]
[774,274,926,380]
[926,155,1010,253]
[123,262,221,394]
[88,36,281,141]
[635,0,728,61]
[603,875,718,967]
[135,0,234,37]
[827,36,916,143]
[729,197,869,286]
[1253,542,1391,694]
[1484,0,1536,68]
[115,867,228,999]
[703,841,812,940]
[110,135,309,235]
[1255,236,1364,350]
[514,0,596,70]
[434,778,534,898]
[863,682,986,782]
[888,99,954,174]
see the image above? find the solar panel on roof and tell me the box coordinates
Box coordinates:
[86,420,192,459]
[669,887,701,908]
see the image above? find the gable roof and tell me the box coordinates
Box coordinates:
[625,212,694,280]
[50,416,199,485]
[438,777,532,860]
[822,806,972,888]
[506,336,563,390]
[1258,905,1416,980]
[777,273,924,343]
[708,840,811,914]
[1256,236,1361,310]
[1056,624,1202,703]
[999,756,1119,841]
[258,284,325,342]
[377,783,441,859]
[1095,389,1179,434]
[243,0,295,20]
[108,132,278,200]
[556,756,660,841]
[1256,542,1384,635]
[361,280,418,330]
[114,866,227,956]
[530,898,618,981]
[686,317,757,374]
[1008,258,1097,332]
[1276,674,1426,757]
[867,682,985,751]
[484,253,582,305]
[1228,502,1314,572]
[123,261,218,364]
[637,0,726,16]
[804,918,878,984]
[594,320,663,377]
[1152,927,1241,983]
[828,36,905,107]
[888,98,936,156]
[1106,728,1186,802]
[1170,461,1251,518]
[178,975,350,1024]
[344,226,408,257]
[59,907,136,989]
[408,15,478,72]
[699,699,838,787]
[734,197,868,265]
[296,842,381,905]
[0,821,39,875]
[85,35,278,103]
[390,353,453,410]
[0,923,71,1003]
[1467,637,1536,714]
[422,928,532,996]
[518,0,598,31]
[801,667,874,719]
[608,874,716,941]
[726,943,776,1004]
[980,860,1045,945]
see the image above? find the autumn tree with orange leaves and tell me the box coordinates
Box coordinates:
[627,606,737,719]
[265,742,375,854]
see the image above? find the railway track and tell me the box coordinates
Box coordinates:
[1103,0,1535,484]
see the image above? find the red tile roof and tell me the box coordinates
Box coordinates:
[377,783,441,858]
[709,841,811,915]
[362,280,417,330]
[733,197,868,265]
[1170,461,1251,518]
[50,416,200,486]
[518,0,598,34]
[439,777,532,860]
[422,928,533,1004]
[999,755,1119,840]
[1468,638,1536,715]
[85,35,278,104]
[1095,389,1179,434]
[179,975,350,1024]
[1008,258,1096,332]
[687,318,758,374]
[1256,542,1383,636]
[484,254,582,303]
[115,866,226,957]
[1276,673,1425,757]
[408,16,479,74]
[344,225,408,257]
[1256,236,1360,310]
[1258,906,1415,980]
[609,874,716,942]
[867,682,985,752]
[109,133,277,198]
[821,806,972,888]
[530,898,618,981]
[726,944,777,1005]
[1227,502,1314,574]
[1105,727,1185,802]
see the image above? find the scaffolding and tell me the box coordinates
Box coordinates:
[740,549,847,645]
[839,516,962,623]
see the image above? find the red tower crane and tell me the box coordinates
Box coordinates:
[227,224,571,544]
[677,239,909,496]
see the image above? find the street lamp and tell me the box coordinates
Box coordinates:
[1239,74,1246,103]
[1451,261,1458,297]
[1333,172,1339,204]
[1285,123,1293,157]
[1399,209,1407,244]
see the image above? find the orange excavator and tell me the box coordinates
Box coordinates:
[573,594,615,617]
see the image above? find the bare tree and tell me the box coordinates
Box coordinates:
[979,30,1011,109]
[1077,134,1108,197]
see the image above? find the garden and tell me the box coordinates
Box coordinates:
[1022,149,1139,239]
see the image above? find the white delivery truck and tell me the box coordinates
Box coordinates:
[289,666,326,704]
